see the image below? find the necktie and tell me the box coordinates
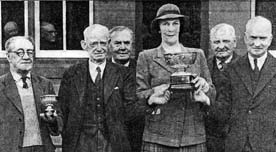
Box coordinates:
[218,61,226,71]
[253,58,260,81]
[95,66,102,86]
[22,76,28,88]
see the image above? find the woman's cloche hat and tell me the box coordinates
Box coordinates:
[151,3,187,33]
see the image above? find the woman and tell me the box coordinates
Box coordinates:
[136,3,216,152]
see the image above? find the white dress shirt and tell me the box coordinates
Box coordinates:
[248,52,267,71]
[111,57,130,67]
[89,60,106,83]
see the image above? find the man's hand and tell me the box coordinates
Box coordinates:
[40,109,58,123]
[148,84,170,105]
[193,90,210,106]
[191,76,209,93]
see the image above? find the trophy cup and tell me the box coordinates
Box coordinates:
[40,94,58,118]
[164,52,197,92]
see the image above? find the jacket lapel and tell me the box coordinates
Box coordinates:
[153,46,175,74]
[234,55,254,95]
[103,62,119,104]
[3,72,23,113]
[73,61,88,108]
[253,53,276,98]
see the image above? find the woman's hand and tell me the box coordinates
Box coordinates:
[191,76,209,93]
[148,84,170,105]
[193,90,210,106]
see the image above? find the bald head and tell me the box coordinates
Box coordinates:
[83,24,109,41]
[245,16,272,36]
[4,21,19,38]
[244,16,273,58]
[210,23,236,41]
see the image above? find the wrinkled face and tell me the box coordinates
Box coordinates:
[159,19,180,46]
[7,38,34,74]
[41,24,57,42]
[109,30,132,61]
[82,31,108,64]
[244,23,272,58]
[211,30,236,59]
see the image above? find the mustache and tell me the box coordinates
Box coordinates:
[215,47,230,52]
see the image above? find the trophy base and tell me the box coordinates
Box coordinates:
[170,84,195,91]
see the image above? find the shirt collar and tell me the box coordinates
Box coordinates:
[248,51,268,70]
[216,55,233,65]
[111,57,130,67]
[10,70,31,82]
[89,59,107,73]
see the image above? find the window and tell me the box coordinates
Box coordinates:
[0,1,28,57]
[35,1,94,58]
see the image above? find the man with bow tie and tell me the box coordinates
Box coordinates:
[58,24,136,152]
[0,36,61,152]
[206,23,240,152]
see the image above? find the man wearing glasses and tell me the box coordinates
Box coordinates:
[58,24,136,152]
[0,36,61,152]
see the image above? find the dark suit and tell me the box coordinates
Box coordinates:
[217,52,276,152]
[0,72,58,152]
[206,52,239,152]
[58,60,136,152]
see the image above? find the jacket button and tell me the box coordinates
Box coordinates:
[96,98,100,101]
[248,110,252,114]
[18,118,22,122]
[97,104,101,107]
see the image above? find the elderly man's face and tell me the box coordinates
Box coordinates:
[7,38,34,74]
[83,31,108,63]
[244,22,272,58]
[109,30,132,61]
[41,24,57,42]
[211,29,236,59]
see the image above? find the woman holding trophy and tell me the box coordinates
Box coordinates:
[136,3,216,152]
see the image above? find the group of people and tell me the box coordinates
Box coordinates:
[1,3,276,152]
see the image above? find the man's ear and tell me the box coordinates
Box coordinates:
[6,53,11,63]
[80,40,87,50]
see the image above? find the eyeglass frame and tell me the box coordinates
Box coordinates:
[8,48,34,58]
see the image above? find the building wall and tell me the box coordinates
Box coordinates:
[207,0,251,56]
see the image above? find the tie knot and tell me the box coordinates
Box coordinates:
[96,67,101,73]
[21,76,29,88]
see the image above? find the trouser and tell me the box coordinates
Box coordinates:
[20,145,45,152]
[75,130,112,152]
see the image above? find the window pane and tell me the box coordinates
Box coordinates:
[40,1,63,50]
[1,1,24,50]
[66,1,89,50]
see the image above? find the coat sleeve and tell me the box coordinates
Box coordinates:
[135,51,157,116]
[198,49,216,105]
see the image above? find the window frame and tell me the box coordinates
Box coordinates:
[34,1,94,58]
[0,1,29,58]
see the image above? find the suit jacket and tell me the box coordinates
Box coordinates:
[0,72,58,152]
[58,60,136,152]
[206,52,240,136]
[217,52,276,152]
[136,44,216,147]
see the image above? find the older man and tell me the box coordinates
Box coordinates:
[108,26,142,152]
[206,23,240,152]
[40,22,62,50]
[0,36,61,152]
[217,16,276,152]
[109,26,136,69]
[58,24,136,152]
